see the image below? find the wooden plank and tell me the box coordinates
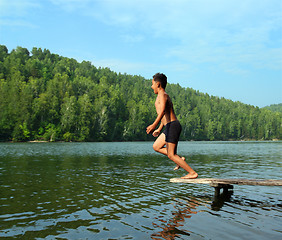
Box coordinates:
[170,178,282,186]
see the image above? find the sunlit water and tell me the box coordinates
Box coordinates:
[0,141,281,239]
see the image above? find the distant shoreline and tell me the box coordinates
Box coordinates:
[0,139,280,143]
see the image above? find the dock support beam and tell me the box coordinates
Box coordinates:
[210,183,234,197]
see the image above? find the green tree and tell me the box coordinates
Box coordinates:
[0,44,281,142]
[61,96,79,140]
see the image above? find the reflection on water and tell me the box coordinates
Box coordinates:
[0,141,281,239]
[151,192,282,240]
[151,197,200,239]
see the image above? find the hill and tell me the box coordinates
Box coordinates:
[263,103,282,113]
[0,45,281,141]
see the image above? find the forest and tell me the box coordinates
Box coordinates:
[0,45,281,142]
[263,103,282,113]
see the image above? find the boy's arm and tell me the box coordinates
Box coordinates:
[152,122,164,137]
[157,122,164,131]
[146,93,166,134]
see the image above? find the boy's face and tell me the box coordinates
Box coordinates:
[151,79,159,94]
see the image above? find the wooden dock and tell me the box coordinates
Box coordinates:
[170,178,282,195]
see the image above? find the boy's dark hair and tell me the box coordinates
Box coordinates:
[153,73,167,89]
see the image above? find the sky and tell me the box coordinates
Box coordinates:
[0,0,281,107]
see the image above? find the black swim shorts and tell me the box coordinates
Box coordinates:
[163,120,182,143]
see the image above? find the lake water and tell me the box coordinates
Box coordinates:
[0,141,281,239]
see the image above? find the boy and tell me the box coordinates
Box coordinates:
[146,73,198,179]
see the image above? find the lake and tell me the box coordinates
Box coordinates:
[0,141,281,239]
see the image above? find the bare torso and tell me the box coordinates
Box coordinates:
[155,92,177,126]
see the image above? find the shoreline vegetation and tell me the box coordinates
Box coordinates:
[29,139,280,142]
[0,45,281,142]
[0,139,280,144]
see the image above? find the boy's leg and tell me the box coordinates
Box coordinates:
[153,133,167,156]
[173,144,183,170]
[153,134,186,169]
[167,142,198,179]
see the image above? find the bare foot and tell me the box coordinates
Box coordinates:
[181,172,198,179]
[174,157,185,170]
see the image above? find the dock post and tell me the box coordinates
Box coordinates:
[210,183,222,196]
[223,184,233,193]
[214,186,220,197]
[210,183,233,196]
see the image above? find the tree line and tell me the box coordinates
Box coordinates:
[263,103,282,113]
[0,45,281,142]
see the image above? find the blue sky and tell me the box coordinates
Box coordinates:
[0,0,281,107]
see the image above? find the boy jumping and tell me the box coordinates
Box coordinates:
[146,73,198,179]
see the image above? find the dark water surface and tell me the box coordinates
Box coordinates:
[0,141,281,239]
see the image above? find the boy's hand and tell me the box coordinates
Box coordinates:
[146,124,156,134]
[152,130,160,137]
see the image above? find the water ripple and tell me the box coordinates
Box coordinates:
[0,142,281,239]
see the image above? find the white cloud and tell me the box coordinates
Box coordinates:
[90,57,198,81]
[0,0,39,16]
[91,58,152,76]
[2,0,281,78]
[120,34,144,43]
[0,0,40,27]
[49,0,91,12]
[0,19,37,28]
[49,0,281,72]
